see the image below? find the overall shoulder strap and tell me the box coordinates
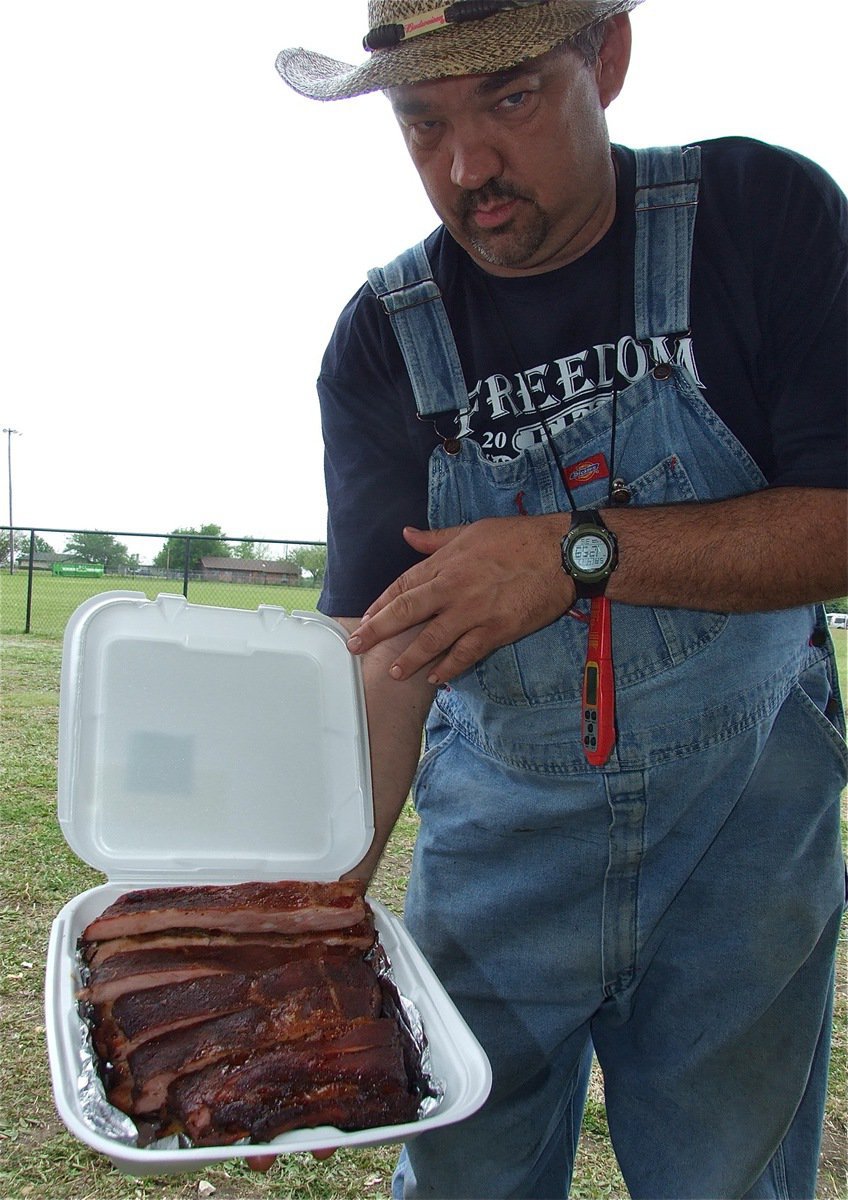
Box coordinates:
[367,241,468,417]
[633,145,702,341]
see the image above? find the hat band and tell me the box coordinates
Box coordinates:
[363,0,551,52]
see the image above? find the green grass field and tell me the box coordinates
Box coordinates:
[0,627,845,1199]
[0,571,323,640]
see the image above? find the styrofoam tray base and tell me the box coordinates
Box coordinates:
[46,883,491,1176]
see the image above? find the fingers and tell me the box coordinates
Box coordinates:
[244,1147,335,1173]
[245,1154,277,1172]
[354,605,504,684]
[347,516,571,682]
[350,588,464,678]
[357,574,422,628]
[394,624,492,685]
[349,580,443,658]
[425,629,494,685]
[357,526,461,625]
[401,524,460,553]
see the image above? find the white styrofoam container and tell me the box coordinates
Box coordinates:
[45,592,491,1175]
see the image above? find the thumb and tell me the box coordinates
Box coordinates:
[402,525,461,554]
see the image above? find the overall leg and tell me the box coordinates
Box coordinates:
[743,966,836,1200]
[593,679,846,1199]
[393,1037,594,1200]
[393,725,610,1199]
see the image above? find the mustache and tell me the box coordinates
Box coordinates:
[456,179,529,221]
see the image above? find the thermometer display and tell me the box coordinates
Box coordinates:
[582,597,615,766]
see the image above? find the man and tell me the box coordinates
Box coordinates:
[275,2,847,1196]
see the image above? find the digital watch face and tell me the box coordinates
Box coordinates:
[571,534,610,575]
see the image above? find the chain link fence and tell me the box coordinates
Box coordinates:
[0,527,326,639]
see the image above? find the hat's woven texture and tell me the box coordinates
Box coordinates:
[277,0,643,100]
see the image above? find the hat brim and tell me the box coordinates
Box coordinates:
[276,0,643,101]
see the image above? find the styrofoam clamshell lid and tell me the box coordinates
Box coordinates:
[58,592,374,882]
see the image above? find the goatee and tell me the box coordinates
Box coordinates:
[457,179,550,268]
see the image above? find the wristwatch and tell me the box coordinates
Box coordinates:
[561,510,619,599]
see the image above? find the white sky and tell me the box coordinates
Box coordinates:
[2,0,846,562]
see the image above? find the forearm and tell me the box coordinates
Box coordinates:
[602,486,847,612]
[336,618,436,883]
[346,486,847,685]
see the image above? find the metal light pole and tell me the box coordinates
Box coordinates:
[2,428,22,574]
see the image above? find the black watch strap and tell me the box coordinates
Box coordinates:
[571,509,606,533]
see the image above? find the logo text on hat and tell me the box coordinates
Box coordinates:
[404,11,449,38]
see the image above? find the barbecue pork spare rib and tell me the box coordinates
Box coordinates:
[77,880,430,1147]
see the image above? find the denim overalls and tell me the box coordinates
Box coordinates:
[368,147,846,1200]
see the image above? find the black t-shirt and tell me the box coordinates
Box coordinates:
[317,137,848,617]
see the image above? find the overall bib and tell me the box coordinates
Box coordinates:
[368,147,846,1200]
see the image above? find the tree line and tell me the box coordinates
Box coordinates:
[1,525,327,584]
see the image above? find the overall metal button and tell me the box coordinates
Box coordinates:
[611,478,632,505]
[443,438,461,455]
[652,363,673,380]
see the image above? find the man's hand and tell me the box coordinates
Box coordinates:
[245,1147,336,1172]
[246,1154,277,1172]
[346,518,572,684]
[344,489,848,684]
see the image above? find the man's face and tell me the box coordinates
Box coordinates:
[388,24,628,276]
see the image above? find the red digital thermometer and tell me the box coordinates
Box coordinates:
[581,596,616,766]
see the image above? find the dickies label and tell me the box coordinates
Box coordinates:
[564,454,610,489]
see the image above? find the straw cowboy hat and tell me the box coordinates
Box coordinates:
[276,0,644,101]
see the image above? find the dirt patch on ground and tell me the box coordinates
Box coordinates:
[12,1117,66,1149]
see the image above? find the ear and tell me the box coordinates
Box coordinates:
[596,13,632,109]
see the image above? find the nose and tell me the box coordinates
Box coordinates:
[449,131,503,191]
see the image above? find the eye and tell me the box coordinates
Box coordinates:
[496,90,528,111]
[407,119,442,147]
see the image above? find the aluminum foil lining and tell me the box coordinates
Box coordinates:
[75,935,444,1150]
